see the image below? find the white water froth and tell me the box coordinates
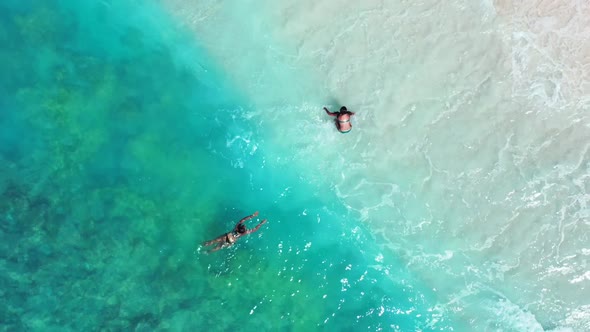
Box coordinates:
[165,0,590,329]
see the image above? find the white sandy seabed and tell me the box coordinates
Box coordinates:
[164,0,589,330]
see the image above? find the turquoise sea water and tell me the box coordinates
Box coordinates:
[0,1,465,330]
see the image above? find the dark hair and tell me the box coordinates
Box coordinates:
[237,223,247,234]
[339,106,348,112]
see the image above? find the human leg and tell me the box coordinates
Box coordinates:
[203,233,226,246]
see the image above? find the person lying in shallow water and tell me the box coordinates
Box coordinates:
[323,106,355,133]
[202,211,267,253]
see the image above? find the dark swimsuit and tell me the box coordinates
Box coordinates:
[225,232,237,244]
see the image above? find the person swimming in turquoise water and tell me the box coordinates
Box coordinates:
[202,211,267,253]
[324,106,355,133]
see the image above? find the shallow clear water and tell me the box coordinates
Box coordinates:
[2,0,589,331]
[0,0,457,330]
[167,0,590,330]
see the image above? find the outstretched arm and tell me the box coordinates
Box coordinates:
[235,211,259,229]
[246,219,267,234]
[324,107,338,116]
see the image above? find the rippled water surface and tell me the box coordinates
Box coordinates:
[1,0,589,330]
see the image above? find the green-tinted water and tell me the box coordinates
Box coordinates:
[0,1,455,330]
